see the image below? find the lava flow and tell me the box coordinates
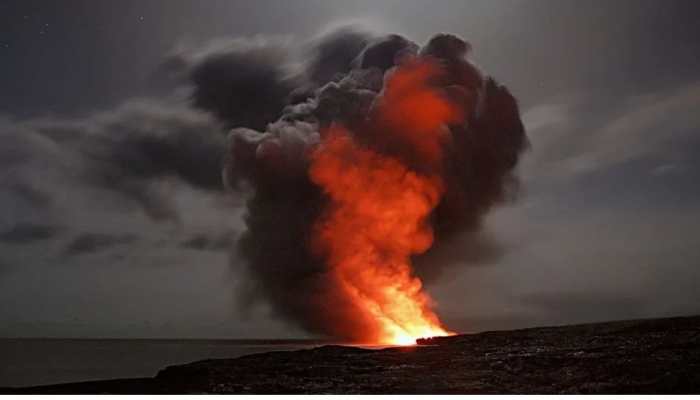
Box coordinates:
[309,59,461,345]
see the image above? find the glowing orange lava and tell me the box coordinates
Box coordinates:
[309,59,461,345]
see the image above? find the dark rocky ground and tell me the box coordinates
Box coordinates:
[4,315,700,394]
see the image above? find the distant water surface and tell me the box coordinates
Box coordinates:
[0,338,333,387]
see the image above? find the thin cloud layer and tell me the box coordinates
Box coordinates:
[64,233,139,256]
[0,223,61,244]
[522,81,700,182]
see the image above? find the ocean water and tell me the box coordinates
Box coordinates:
[0,338,329,388]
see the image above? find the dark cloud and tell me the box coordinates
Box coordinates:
[224,31,528,340]
[0,223,61,244]
[5,100,226,222]
[358,34,417,71]
[77,102,227,219]
[306,26,375,85]
[64,233,138,256]
[163,38,297,131]
[180,231,237,252]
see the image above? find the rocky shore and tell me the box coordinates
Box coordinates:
[4,315,700,394]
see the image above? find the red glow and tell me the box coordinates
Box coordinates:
[309,59,461,345]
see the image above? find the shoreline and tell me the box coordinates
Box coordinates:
[4,315,700,394]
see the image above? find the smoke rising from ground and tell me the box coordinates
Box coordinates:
[220,28,528,340]
[0,26,526,340]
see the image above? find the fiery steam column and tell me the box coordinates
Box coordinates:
[309,60,462,344]
[225,32,527,345]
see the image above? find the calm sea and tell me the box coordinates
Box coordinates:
[0,338,330,388]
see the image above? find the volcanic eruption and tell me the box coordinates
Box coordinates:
[222,31,527,345]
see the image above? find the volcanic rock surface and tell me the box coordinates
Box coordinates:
[5,315,700,394]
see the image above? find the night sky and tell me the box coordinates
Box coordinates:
[1,0,700,338]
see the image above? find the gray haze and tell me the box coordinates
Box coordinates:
[1,0,699,338]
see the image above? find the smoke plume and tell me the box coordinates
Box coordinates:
[221,29,528,342]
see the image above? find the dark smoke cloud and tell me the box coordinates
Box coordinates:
[306,27,376,85]
[10,101,226,221]
[219,29,528,340]
[0,223,61,244]
[1,27,526,340]
[1,98,236,271]
[163,38,296,131]
[80,102,224,186]
[78,104,226,220]
[65,233,138,256]
[359,34,418,71]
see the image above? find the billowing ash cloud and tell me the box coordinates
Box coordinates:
[2,100,225,222]
[1,26,525,339]
[217,30,529,339]
[163,38,297,131]
[305,27,376,85]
